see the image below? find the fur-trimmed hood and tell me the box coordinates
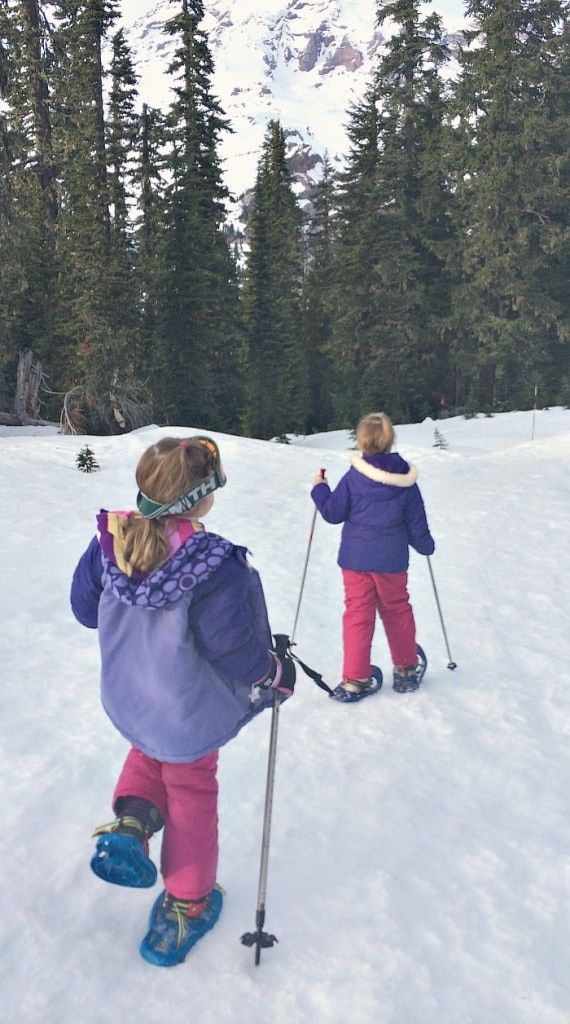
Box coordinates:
[349,452,418,489]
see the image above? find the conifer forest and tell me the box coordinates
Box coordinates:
[1,0,569,437]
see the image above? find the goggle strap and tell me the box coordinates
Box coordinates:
[136,436,226,519]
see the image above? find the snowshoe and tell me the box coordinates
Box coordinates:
[139,885,224,967]
[392,644,427,693]
[90,816,157,888]
[330,666,383,703]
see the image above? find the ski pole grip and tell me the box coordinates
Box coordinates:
[319,467,326,478]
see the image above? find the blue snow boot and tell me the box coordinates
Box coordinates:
[139,885,224,967]
[330,666,383,703]
[90,816,158,889]
[392,644,427,693]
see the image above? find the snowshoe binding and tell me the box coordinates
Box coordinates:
[330,666,383,703]
[139,885,224,967]
[392,644,427,693]
[90,816,157,889]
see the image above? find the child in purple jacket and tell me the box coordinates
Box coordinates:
[311,412,435,703]
[71,435,292,967]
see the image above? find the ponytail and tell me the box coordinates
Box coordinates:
[121,516,170,575]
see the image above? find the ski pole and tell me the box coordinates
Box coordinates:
[241,470,325,964]
[427,556,457,670]
[290,468,326,643]
[240,689,281,965]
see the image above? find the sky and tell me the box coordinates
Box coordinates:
[1,408,569,1023]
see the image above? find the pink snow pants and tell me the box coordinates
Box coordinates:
[113,747,219,901]
[341,569,417,679]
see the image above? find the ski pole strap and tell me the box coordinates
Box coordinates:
[272,634,334,697]
[290,651,334,696]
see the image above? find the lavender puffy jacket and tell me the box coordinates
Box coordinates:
[311,452,435,573]
[71,528,276,763]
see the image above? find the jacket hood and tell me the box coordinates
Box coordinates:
[350,452,418,489]
[99,527,236,609]
[97,509,205,579]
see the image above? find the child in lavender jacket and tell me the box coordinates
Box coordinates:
[311,412,435,702]
[71,435,292,966]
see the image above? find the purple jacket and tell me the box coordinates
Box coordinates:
[71,523,276,763]
[311,452,435,573]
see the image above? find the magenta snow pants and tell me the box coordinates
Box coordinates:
[113,746,219,901]
[341,569,417,678]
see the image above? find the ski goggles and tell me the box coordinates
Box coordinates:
[136,436,226,519]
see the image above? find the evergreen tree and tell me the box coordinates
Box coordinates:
[375,0,456,414]
[133,102,167,385]
[450,0,570,410]
[240,119,307,439]
[330,84,400,424]
[107,28,138,252]
[0,0,58,404]
[330,2,453,424]
[105,28,146,391]
[0,102,22,404]
[49,0,121,401]
[75,443,100,471]
[151,0,241,430]
[302,154,338,431]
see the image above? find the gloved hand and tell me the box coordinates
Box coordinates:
[254,635,296,699]
[270,634,296,697]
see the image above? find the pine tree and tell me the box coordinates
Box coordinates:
[0,0,58,404]
[0,102,22,404]
[150,0,242,430]
[433,427,448,449]
[302,154,337,432]
[326,85,386,425]
[376,2,456,415]
[107,28,138,254]
[76,443,100,472]
[372,0,454,419]
[49,0,121,400]
[450,0,570,411]
[105,28,146,393]
[133,102,167,385]
[240,119,307,439]
[329,2,453,425]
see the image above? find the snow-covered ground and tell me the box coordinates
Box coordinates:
[1,408,568,1023]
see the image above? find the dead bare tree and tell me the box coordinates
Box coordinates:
[60,379,153,435]
[13,351,47,425]
[60,385,90,435]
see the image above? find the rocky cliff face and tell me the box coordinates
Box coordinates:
[125,1,464,223]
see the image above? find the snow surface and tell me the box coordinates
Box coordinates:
[1,409,569,1023]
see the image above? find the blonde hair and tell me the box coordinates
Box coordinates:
[123,438,216,574]
[356,412,395,454]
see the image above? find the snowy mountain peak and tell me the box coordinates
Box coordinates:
[124,1,466,209]
[126,0,382,201]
